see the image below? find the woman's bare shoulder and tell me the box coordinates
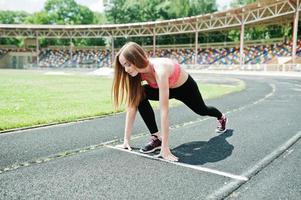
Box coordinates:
[150,57,174,70]
[150,57,173,64]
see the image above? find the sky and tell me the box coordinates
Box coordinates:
[0,0,234,14]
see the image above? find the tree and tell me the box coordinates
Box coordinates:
[25,11,51,24]
[24,0,106,46]
[105,0,217,23]
[40,0,96,25]
[0,11,28,24]
[0,11,29,45]
[105,0,128,23]
[230,0,256,8]
[93,12,107,24]
[104,0,218,46]
[189,0,217,16]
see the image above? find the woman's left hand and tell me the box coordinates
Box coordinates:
[115,139,132,151]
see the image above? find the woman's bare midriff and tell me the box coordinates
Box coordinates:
[170,69,189,89]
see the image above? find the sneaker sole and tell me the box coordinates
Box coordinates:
[139,146,161,154]
[216,128,227,133]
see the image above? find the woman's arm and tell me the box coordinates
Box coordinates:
[116,106,137,150]
[124,106,137,141]
[157,73,170,149]
[156,67,179,161]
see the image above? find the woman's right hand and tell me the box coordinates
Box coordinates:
[115,139,132,151]
[158,147,179,162]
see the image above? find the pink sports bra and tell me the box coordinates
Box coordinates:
[140,62,181,89]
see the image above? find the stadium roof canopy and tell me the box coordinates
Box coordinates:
[0,0,300,39]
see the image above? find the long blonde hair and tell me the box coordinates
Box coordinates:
[112,42,149,109]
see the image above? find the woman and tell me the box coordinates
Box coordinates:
[112,42,227,162]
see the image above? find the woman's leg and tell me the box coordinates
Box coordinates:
[171,75,227,133]
[172,75,223,119]
[138,85,163,153]
[138,85,160,134]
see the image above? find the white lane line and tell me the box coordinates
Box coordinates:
[207,130,301,200]
[241,130,301,178]
[105,145,248,181]
[292,88,301,92]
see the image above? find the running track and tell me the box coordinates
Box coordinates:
[0,73,300,199]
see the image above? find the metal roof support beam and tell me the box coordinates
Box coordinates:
[111,36,114,66]
[0,1,297,39]
[153,28,156,57]
[292,0,299,64]
[240,14,245,67]
[194,28,198,65]
[70,38,73,66]
[36,37,39,67]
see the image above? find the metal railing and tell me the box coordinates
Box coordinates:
[184,64,301,72]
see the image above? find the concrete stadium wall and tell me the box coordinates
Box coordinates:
[0,52,36,69]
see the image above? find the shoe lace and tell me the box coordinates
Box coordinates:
[150,135,158,142]
[217,117,225,128]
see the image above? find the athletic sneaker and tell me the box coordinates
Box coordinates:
[216,114,227,133]
[140,135,162,153]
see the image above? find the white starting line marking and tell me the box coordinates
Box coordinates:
[105,145,248,181]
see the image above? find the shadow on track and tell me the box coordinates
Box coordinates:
[172,129,234,165]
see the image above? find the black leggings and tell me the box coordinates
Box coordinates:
[138,75,223,134]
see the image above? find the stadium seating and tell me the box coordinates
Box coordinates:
[1,40,301,68]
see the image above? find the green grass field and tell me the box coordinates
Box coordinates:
[0,69,245,132]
